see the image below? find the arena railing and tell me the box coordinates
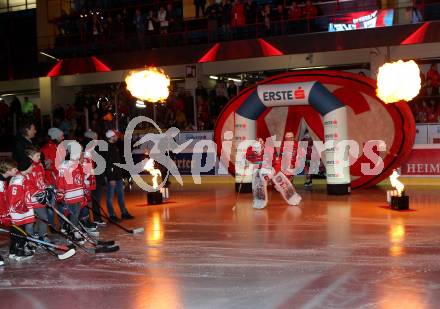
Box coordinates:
[37,1,440,58]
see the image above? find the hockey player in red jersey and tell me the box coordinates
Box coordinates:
[41,127,64,228]
[0,159,18,265]
[245,134,301,209]
[56,141,87,242]
[41,128,64,186]
[26,146,51,242]
[7,158,36,259]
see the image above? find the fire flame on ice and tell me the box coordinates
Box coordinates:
[376,60,421,104]
[389,170,404,197]
[144,158,162,189]
[125,67,170,103]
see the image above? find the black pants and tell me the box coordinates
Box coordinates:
[91,178,104,221]
[10,225,26,251]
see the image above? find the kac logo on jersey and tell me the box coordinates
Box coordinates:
[74,174,82,185]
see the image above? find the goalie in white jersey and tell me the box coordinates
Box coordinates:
[245,133,302,209]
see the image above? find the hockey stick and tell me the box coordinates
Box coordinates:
[35,216,118,254]
[89,197,144,234]
[12,225,70,260]
[46,203,116,248]
[0,227,76,260]
[86,206,144,234]
[233,160,249,211]
[78,221,115,246]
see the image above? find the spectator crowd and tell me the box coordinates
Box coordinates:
[54,0,183,50]
[49,0,428,55]
[411,63,440,124]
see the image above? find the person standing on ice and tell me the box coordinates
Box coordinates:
[245,135,301,209]
[103,130,134,222]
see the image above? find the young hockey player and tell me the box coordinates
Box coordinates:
[246,135,301,209]
[26,146,51,242]
[41,128,64,187]
[7,158,36,259]
[41,127,64,228]
[0,159,18,265]
[56,141,87,242]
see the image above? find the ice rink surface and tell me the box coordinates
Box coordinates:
[1,181,440,309]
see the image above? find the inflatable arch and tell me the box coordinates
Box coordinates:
[235,81,350,195]
[214,70,416,195]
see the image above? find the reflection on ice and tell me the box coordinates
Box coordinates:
[1,183,440,308]
[389,220,406,257]
[147,212,164,244]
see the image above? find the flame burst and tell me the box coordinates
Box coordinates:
[376,60,421,104]
[144,158,162,189]
[125,67,170,103]
[389,170,404,196]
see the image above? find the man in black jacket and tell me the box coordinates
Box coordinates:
[103,130,134,221]
[12,121,37,166]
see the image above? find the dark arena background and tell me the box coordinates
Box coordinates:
[2,0,440,308]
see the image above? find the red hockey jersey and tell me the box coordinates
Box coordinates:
[41,140,64,186]
[7,173,35,225]
[246,142,279,171]
[0,175,11,227]
[56,160,86,206]
[246,146,264,165]
[26,162,47,209]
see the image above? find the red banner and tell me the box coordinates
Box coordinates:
[401,147,440,176]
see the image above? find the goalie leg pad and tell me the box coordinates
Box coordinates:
[272,172,302,206]
[252,169,268,209]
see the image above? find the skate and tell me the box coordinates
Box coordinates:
[304,180,312,188]
[69,231,86,245]
[8,243,17,259]
[94,219,107,227]
[0,255,4,266]
[25,241,37,253]
[14,246,34,261]
[82,220,98,231]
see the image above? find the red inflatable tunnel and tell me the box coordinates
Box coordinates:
[214,70,416,190]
